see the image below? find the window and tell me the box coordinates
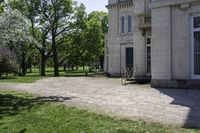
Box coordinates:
[147,37,151,44]
[145,0,151,12]
[194,31,200,74]
[121,16,125,33]
[194,16,200,29]
[192,16,200,78]
[146,37,151,75]
[126,47,133,67]
[128,16,132,33]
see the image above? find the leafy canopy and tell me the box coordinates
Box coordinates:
[0,9,38,47]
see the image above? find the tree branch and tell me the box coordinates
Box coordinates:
[58,55,69,65]
[56,26,69,36]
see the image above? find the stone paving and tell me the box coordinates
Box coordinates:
[1,77,200,127]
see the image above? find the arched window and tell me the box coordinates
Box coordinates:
[121,16,125,33]
[128,15,132,32]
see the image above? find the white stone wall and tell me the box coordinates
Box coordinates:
[105,0,150,76]
[108,7,119,37]
[151,6,172,80]
[152,1,200,81]
[133,16,146,76]
[134,0,145,15]
[171,6,190,79]
[105,0,200,88]
[105,1,135,76]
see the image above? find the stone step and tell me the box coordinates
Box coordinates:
[93,72,107,77]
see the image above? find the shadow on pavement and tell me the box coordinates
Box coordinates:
[156,88,200,128]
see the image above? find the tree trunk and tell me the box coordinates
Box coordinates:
[40,51,46,76]
[71,65,74,71]
[29,67,32,73]
[21,51,26,76]
[63,64,66,71]
[52,31,59,77]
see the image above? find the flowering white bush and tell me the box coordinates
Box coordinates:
[0,9,39,75]
[0,46,19,75]
[0,9,39,45]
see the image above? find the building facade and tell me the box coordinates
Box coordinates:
[104,0,200,88]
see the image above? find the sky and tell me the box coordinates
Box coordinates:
[76,0,108,13]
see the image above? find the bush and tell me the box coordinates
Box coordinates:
[0,46,19,76]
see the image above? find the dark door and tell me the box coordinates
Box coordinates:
[193,16,200,76]
[126,47,133,68]
[146,37,151,75]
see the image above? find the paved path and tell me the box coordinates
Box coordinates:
[1,77,200,127]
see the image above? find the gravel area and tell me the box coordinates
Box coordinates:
[1,77,200,128]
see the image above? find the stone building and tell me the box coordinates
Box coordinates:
[104,0,200,88]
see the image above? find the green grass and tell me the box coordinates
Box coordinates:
[0,67,94,83]
[0,75,44,83]
[0,89,199,133]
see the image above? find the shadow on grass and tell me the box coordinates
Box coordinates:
[0,93,76,119]
[65,70,89,73]
[64,75,86,77]
[27,71,91,77]
[63,73,93,77]
[0,77,17,80]
[0,75,41,78]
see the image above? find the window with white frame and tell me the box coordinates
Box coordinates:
[128,15,132,33]
[121,16,125,33]
[145,0,151,12]
[192,15,200,77]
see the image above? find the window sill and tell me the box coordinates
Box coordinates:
[119,33,133,36]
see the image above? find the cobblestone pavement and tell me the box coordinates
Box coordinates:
[1,77,200,127]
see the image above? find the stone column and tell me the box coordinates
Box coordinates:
[151,6,172,87]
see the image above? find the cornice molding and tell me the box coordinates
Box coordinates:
[151,0,199,9]
[106,0,133,9]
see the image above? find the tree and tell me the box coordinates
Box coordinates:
[8,0,45,76]
[87,11,108,70]
[67,7,109,70]
[88,11,108,33]
[65,3,87,69]
[0,9,38,75]
[0,46,19,76]
[79,11,108,69]
[0,0,4,13]
[7,0,40,35]
[36,28,52,76]
[39,0,73,76]
[5,0,108,76]
[85,15,102,66]
[8,0,75,76]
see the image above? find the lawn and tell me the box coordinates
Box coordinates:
[0,67,94,83]
[0,89,199,133]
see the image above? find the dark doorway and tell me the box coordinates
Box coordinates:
[146,36,151,75]
[126,47,133,68]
